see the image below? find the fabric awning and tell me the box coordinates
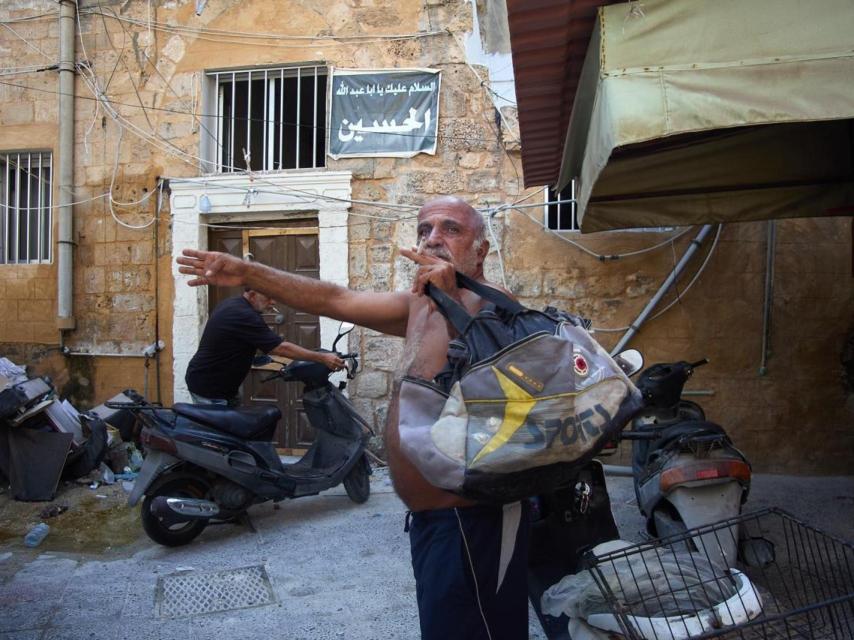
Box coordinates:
[560,0,854,232]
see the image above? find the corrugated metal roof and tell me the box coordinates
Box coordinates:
[506,0,619,188]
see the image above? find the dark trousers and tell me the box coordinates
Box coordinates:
[408,502,530,640]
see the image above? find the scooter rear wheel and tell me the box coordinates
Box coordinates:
[343,455,370,504]
[141,473,210,547]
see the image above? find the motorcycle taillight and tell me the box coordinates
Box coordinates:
[660,460,751,492]
[140,427,177,455]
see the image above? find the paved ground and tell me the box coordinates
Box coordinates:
[0,469,852,640]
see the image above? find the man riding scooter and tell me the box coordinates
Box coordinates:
[185,288,344,405]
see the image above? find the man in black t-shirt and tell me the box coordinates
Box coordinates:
[185,289,345,405]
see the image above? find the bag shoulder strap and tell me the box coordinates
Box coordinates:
[425,272,525,335]
[424,283,474,335]
[454,272,525,314]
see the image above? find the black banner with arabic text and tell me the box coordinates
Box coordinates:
[328,69,440,158]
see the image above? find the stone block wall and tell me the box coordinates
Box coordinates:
[0,0,850,473]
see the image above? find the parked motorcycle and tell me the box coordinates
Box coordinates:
[529,351,752,638]
[110,321,374,547]
[622,358,751,567]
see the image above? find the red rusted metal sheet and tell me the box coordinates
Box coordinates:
[506,0,619,188]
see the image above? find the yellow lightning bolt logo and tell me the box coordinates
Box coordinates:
[471,367,539,464]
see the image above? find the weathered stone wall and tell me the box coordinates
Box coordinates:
[499,214,854,475]
[0,0,851,473]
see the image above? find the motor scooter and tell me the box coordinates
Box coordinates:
[528,351,752,638]
[109,321,374,547]
[622,358,751,568]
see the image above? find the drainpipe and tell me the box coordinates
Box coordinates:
[610,225,715,356]
[758,220,776,375]
[57,0,77,332]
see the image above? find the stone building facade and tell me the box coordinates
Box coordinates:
[0,0,851,473]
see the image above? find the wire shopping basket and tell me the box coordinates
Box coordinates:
[581,508,854,639]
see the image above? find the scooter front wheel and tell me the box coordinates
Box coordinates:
[141,472,210,546]
[343,455,370,504]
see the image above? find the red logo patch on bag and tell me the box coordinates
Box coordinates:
[574,354,589,376]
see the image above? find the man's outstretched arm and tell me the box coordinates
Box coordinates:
[177,249,410,337]
[271,342,345,371]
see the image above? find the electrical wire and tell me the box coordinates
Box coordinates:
[0,192,108,212]
[0,73,693,259]
[98,4,220,158]
[0,76,510,145]
[485,212,508,289]
[0,64,56,77]
[83,8,447,45]
[591,224,724,333]
[71,38,429,217]
[449,30,519,144]
[107,127,158,229]
[0,12,700,261]
[0,12,58,25]
[1,22,53,60]
[508,202,695,261]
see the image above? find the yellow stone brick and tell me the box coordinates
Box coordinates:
[33,278,54,299]
[32,321,58,344]
[17,299,47,322]
[5,279,32,299]
[4,321,33,342]
[0,300,17,322]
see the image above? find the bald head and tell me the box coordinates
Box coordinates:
[419,196,486,244]
[416,196,489,277]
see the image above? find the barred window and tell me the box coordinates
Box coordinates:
[545,182,579,232]
[207,65,327,173]
[1,152,52,264]
[545,180,673,233]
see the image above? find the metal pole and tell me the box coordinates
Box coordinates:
[295,67,301,167]
[610,224,715,355]
[57,0,76,330]
[759,220,776,375]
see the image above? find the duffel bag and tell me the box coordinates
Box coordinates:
[398,272,642,503]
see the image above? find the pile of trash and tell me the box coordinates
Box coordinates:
[0,357,143,502]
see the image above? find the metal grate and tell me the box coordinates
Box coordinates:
[1,151,52,264]
[156,565,276,618]
[207,64,327,173]
[582,509,854,640]
[544,181,579,232]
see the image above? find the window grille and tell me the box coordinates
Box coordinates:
[207,65,327,173]
[545,181,579,232]
[544,180,673,233]
[1,152,52,264]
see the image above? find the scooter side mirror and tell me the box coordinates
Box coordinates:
[332,321,356,352]
[615,349,644,376]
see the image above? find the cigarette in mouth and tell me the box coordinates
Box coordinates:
[416,237,426,254]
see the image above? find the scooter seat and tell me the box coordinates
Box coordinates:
[653,420,728,452]
[173,403,281,440]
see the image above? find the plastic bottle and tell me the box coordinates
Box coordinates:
[128,447,144,471]
[24,523,50,548]
[100,463,116,485]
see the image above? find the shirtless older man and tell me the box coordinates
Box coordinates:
[177,196,529,640]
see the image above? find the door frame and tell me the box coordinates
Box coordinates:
[168,170,352,405]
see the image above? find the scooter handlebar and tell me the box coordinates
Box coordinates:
[340,354,359,379]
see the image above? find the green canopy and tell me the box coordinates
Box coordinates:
[559,0,854,232]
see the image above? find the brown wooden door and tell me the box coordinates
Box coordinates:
[207,224,320,450]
